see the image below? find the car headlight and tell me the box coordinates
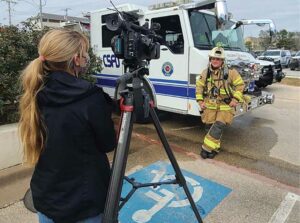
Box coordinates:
[273,59,280,65]
[261,65,275,74]
[257,64,264,71]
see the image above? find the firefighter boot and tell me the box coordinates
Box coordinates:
[200,148,217,159]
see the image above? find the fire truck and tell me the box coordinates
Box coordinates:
[90,0,275,118]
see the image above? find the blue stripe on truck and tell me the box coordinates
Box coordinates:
[95,74,196,99]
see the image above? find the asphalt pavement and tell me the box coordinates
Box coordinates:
[283,68,300,78]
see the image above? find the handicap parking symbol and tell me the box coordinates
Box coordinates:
[119,161,232,223]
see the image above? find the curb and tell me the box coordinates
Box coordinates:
[0,164,33,188]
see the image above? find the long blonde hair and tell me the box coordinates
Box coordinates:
[19,29,89,165]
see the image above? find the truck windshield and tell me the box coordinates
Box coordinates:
[189,11,246,52]
[263,51,280,56]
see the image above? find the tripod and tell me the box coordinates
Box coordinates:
[102,64,203,223]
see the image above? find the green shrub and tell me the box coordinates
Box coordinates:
[0,24,102,125]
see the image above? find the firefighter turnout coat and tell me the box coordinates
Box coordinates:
[195,65,245,152]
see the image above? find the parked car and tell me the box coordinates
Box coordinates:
[289,51,300,70]
[253,50,264,58]
[291,51,297,57]
[255,58,285,88]
[258,49,291,68]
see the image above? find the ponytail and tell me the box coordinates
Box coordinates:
[19,29,89,165]
[19,58,46,165]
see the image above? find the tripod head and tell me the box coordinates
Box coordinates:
[114,60,156,122]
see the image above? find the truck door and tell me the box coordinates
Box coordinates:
[281,50,288,66]
[147,12,189,114]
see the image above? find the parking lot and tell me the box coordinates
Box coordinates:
[0,77,299,223]
[284,68,300,78]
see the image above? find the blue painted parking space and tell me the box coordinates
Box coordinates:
[119,161,232,223]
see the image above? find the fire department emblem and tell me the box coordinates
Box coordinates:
[162,62,174,76]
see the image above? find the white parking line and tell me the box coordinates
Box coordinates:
[171,126,201,131]
[268,192,300,223]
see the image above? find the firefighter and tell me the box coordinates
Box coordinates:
[196,47,245,159]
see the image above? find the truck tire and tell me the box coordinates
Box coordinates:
[255,80,268,88]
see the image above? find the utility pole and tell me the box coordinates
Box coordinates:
[63,8,71,21]
[1,0,17,26]
[39,0,43,29]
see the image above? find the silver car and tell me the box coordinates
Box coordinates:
[259,49,291,67]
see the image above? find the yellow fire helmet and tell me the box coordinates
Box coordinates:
[209,47,225,59]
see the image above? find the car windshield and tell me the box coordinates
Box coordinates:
[189,11,246,52]
[295,51,300,56]
[264,51,280,56]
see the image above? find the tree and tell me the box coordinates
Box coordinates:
[256,29,300,51]
[0,24,102,125]
[245,40,253,51]
[0,24,46,124]
[258,30,273,50]
[276,29,297,50]
[294,32,300,51]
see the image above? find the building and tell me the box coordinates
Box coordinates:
[28,13,90,34]
[244,37,264,51]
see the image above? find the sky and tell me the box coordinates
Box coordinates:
[0,0,299,37]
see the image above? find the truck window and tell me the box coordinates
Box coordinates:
[151,15,184,54]
[101,13,140,48]
[102,25,118,48]
[189,11,246,51]
[101,13,120,48]
[190,12,215,48]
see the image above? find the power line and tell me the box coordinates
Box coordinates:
[39,0,43,28]
[18,0,46,28]
[62,7,71,21]
[1,0,17,25]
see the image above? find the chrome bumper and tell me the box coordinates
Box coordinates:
[262,92,275,104]
[235,92,275,116]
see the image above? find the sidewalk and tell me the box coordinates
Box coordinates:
[0,164,33,208]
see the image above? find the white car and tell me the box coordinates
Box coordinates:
[289,51,300,70]
[258,49,291,67]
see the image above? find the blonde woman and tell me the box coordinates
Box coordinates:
[19,29,116,223]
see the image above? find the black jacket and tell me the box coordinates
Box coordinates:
[31,71,116,223]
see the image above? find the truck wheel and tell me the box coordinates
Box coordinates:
[134,112,152,124]
[134,108,167,124]
[134,77,157,124]
[113,77,156,124]
[255,80,268,88]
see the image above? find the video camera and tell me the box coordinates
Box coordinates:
[106,10,162,62]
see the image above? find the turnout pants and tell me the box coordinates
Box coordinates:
[201,107,234,152]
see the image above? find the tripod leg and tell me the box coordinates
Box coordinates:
[103,110,134,223]
[149,108,203,223]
